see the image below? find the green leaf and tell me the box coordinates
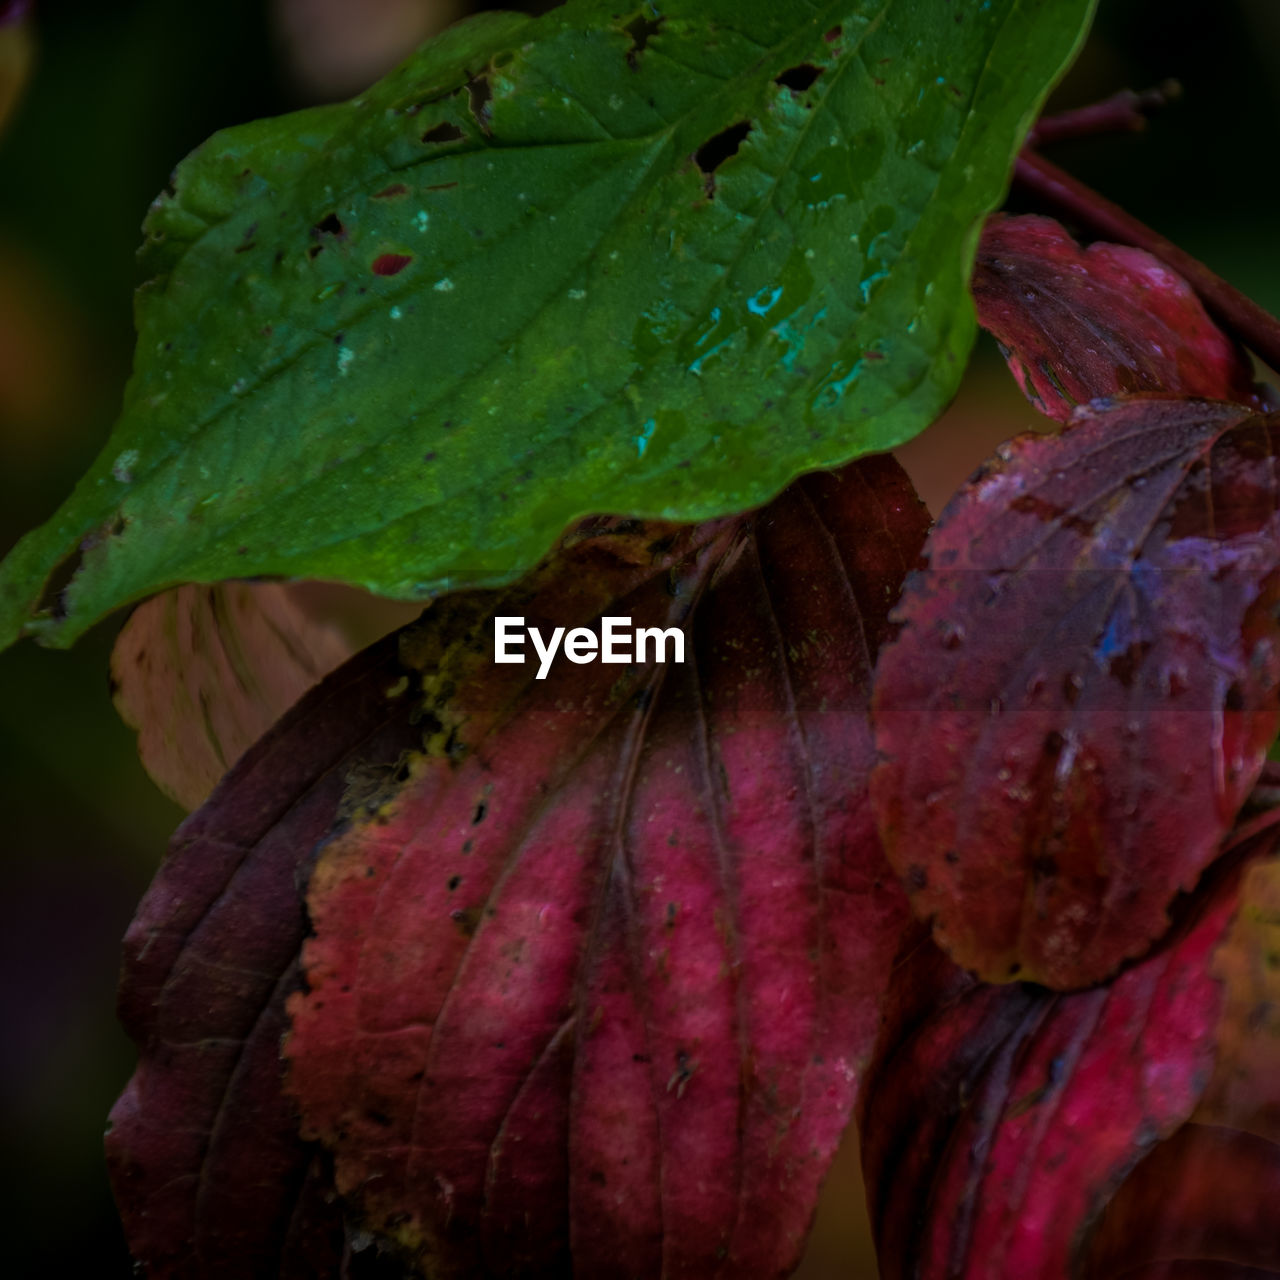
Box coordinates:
[0,0,1095,651]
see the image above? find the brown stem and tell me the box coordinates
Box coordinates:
[1028,82,1181,147]
[1013,149,1280,376]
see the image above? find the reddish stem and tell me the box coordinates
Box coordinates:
[1222,800,1280,859]
[1013,148,1280,376]
[1028,82,1181,147]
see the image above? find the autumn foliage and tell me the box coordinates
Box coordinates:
[103,216,1280,1277]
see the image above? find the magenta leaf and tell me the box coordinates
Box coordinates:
[284,458,929,1278]
[857,850,1248,1280]
[871,397,1280,987]
[972,214,1264,420]
[106,457,929,1277]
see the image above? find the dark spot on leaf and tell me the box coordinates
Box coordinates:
[473,800,487,825]
[308,245,322,260]
[447,875,461,891]
[450,905,482,937]
[372,253,413,277]
[589,1170,607,1186]
[313,213,345,238]
[824,25,842,41]
[421,121,464,144]
[1107,640,1153,688]
[776,64,822,92]
[367,1109,393,1127]
[622,13,663,69]
[373,183,409,199]
[907,865,927,891]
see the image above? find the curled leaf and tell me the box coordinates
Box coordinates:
[111,582,354,810]
[871,398,1280,987]
[858,853,1244,1280]
[285,458,928,1278]
[972,214,1264,420]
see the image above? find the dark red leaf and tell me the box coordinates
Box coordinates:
[858,850,1246,1280]
[972,214,1263,420]
[284,459,929,1278]
[871,397,1280,987]
[1084,1122,1280,1278]
[105,632,427,1278]
[106,458,928,1277]
[1082,830,1280,1278]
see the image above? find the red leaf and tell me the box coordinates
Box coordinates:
[1081,829,1280,1278]
[1084,1122,1280,1278]
[871,398,1280,987]
[105,632,427,1278]
[858,853,1245,1280]
[972,214,1263,420]
[284,459,929,1278]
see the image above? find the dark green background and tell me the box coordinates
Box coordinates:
[1,2,1276,1275]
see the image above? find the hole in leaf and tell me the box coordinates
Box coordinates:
[622,13,664,69]
[775,63,822,92]
[466,75,493,133]
[372,253,413,277]
[36,545,85,620]
[421,121,464,144]
[694,121,752,195]
[695,121,751,174]
[313,212,345,237]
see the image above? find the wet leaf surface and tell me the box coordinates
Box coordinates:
[858,850,1245,1280]
[284,457,928,1278]
[972,214,1264,420]
[872,397,1280,987]
[0,0,1095,652]
[108,456,928,1277]
[111,582,354,810]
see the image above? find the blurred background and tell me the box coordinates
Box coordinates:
[0,1,1277,1275]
